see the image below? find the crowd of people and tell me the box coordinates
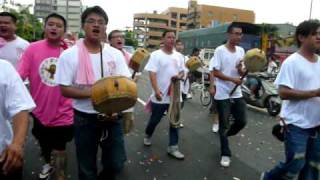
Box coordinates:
[0,5,320,180]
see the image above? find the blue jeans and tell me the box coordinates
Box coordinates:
[215,98,247,156]
[74,111,127,180]
[264,125,320,180]
[145,102,179,146]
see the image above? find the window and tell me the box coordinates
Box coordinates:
[171,12,177,19]
[171,21,177,28]
[233,14,238,21]
[208,11,213,17]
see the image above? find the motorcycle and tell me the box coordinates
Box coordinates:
[241,72,281,116]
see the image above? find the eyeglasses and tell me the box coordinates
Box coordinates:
[111,35,124,39]
[85,19,106,26]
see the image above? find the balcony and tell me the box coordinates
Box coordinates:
[133,21,145,27]
[147,39,161,46]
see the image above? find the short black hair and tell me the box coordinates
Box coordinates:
[162,30,175,38]
[295,19,320,47]
[227,23,242,33]
[0,12,17,23]
[192,47,200,55]
[108,30,122,41]
[45,13,67,32]
[175,39,183,44]
[81,6,108,26]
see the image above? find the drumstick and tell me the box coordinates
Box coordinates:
[229,70,248,96]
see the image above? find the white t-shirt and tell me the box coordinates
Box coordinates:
[0,36,29,68]
[144,49,184,104]
[275,53,320,129]
[0,60,35,154]
[55,44,131,114]
[267,60,278,74]
[179,54,189,94]
[212,45,245,100]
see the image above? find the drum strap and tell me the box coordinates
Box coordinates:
[100,43,104,78]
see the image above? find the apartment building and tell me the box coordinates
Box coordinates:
[187,0,255,29]
[133,8,188,50]
[34,0,83,33]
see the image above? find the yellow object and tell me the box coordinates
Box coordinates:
[244,48,267,72]
[129,48,150,72]
[91,76,137,114]
[186,56,202,71]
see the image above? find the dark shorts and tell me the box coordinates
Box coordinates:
[31,114,74,151]
[0,163,22,180]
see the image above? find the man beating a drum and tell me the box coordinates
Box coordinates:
[212,23,247,167]
[143,30,185,160]
[261,20,320,180]
[17,13,73,180]
[0,60,35,180]
[55,6,131,180]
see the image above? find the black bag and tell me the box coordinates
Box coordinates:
[272,117,288,142]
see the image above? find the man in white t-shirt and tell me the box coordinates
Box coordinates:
[212,23,247,167]
[0,12,29,68]
[109,29,135,134]
[55,6,130,180]
[262,20,320,180]
[144,30,185,159]
[0,60,35,180]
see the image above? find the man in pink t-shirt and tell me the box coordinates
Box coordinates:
[18,13,73,180]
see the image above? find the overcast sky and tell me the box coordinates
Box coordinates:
[4,0,320,32]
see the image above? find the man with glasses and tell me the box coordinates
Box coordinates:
[261,19,320,180]
[212,23,247,167]
[55,6,131,180]
[17,13,73,180]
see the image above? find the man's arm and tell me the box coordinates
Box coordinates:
[278,85,320,100]
[213,69,242,85]
[60,85,91,99]
[1,111,29,174]
[149,72,162,101]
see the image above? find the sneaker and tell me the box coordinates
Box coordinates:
[167,145,184,160]
[143,136,152,146]
[220,156,231,167]
[179,123,184,128]
[212,123,219,133]
[186,93,192,99]
[39,163,53,180]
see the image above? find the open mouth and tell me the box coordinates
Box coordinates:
[50,31,57,36]
[117,41,123,45]
[0,29,8,34]
[92,29,100,34]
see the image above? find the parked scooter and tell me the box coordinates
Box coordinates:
[242,72,281,116]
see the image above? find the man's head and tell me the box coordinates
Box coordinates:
[161,30,176,50]
[81,6,108,43]
[44,13,66,42]
[191,47,200,57]
[108,30,124,50]
[295,19,320,52]
[227,23,243,46]
[175,39,184,53]
[0,12,17,40]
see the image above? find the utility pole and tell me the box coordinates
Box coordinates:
[309,0,313,19]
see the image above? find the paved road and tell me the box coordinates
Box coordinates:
[23,73,284,180]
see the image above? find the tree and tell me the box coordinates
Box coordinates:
[124,30,138,48]
[9,7,43,42]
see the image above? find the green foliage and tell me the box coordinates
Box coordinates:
[124,30,138,48]
[9,7,43,42]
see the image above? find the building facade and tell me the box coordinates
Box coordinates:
[34,0,83,33]
[133,8,188,50]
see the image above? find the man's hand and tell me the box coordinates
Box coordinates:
[0,143,23,175]
[155,89,163,101]
[209,85,216,96]
[232,77,242,85]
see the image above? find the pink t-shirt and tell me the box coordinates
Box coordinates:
[18,40,73,126]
